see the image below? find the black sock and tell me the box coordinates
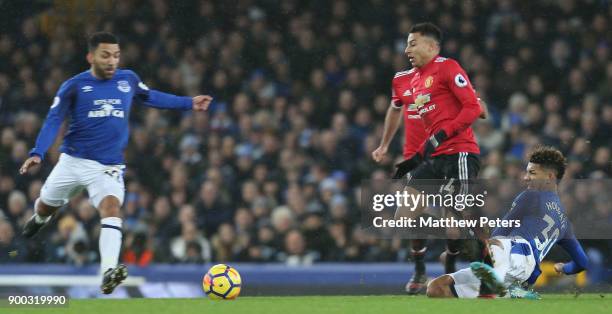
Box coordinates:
[445,239,461,273]
[480,240,493,266]
[411,239,426,275]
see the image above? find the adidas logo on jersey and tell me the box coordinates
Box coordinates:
[403,89,412,96]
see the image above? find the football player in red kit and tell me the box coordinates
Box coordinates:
[402,22,494,297]
[373,63,488,295]
[375,22,492,296]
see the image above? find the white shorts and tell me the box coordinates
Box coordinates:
[40,153,125,208]
[449,238,536,298]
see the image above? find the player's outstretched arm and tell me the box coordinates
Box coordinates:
[22,79,75,173]
[372,105,403,163]
[555,236,588,275]
[131,71,213,111]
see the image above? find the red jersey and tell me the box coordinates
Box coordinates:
[409,56,481,156]
[391,69,427,159]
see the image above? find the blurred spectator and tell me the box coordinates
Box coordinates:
[277,229,319,266]
[47,215,94,266]
[210,223,247,262]
[170,221,211,263]
[5,190,29,228]
[0,219,24,262]
[123,230,154,267]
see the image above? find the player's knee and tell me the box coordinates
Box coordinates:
[98,196,122,218]
[426,280,443,298]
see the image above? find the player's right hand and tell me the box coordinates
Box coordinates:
[553,262,565,275]
[19,155,41,175]
[372,145,388,163]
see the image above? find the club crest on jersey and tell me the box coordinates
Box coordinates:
[425,76,434,88]
[117,80,131,93]
[454,74,468,88]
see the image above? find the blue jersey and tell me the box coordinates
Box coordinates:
[30,69,192,165]
[492,189,588,283]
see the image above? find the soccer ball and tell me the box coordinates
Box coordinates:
[202,264,242,300]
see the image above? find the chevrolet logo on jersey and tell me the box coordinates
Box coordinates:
[419,104,436,115]
[89,99,124,118]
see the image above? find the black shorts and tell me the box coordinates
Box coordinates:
[406,152,480,195]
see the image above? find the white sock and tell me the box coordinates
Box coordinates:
[99,217,123,274]
[490,243,510,285]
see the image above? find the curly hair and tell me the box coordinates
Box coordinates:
[528,146,567,180]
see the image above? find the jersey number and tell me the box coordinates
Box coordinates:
[534,214,560,262]
[439,178,455,195]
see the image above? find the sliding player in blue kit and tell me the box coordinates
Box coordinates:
[18,32,213,294]
[426,146,588,299]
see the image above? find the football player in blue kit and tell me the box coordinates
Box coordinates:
[19,32,213,294]
[426,146,588,299]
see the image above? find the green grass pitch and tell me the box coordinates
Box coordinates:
[8,294,611,314]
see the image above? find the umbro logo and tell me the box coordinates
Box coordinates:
[82,86,93,93]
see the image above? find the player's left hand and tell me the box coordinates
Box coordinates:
[422,130,448,159]
[192,95,213,111]
[392,154,422,179]
[554,263,565,275]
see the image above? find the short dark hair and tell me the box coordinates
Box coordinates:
[88,32,119,52]
[529,146,567,180]
[409,22,442,43]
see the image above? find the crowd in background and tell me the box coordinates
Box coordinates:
[0,0,610,271]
